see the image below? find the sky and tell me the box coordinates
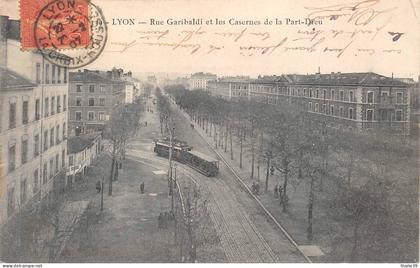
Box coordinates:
[1,0,420,79]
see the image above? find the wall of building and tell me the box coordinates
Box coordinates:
[125,84,134,103]
[214,75,413,135]
[68,72,125,136]
[0,35,68,226]
[67,135,101,185]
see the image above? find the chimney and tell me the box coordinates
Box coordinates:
[0,16,9,68]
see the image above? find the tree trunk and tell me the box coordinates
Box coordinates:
[209,121,212,137]
[230,126,234,160]
[298,150,303,179]
[237,121,240,138]
[307,174,314,241]
[109,143,116,196]
[239,128,243,168]
[224,122,228,153]
[160,117,163,135]
[265,155,270,193]
[214,123,218,149]
[219,125,223,146]
[113,160,118,181]
[282,160,289,212]
[251,131,255,180]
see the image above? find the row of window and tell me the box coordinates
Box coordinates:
[75,97,106,107]
[76,84,106,93]
[6,100,29,130]
[4,95,67,131]
[250,86,405,104]
[36,63,68,84]
[7,123,66,173]
[41,95,67,119]
[308,102,405,121]
[7,150,65,217]
[68,143,99,166]
[75,111,107,121]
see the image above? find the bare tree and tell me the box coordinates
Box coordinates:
[103,103,142,195]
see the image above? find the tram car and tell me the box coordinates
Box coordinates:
[153,138,192,159]
[154,139,219,177]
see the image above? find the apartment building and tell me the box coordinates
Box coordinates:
[68,68,125,136]
[0,16,68,225]
[189,72,217,90]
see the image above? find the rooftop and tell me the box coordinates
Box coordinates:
[0,67,36,90]
[280,72,410,87]
[191,72,217,79]
[68,133,101,154]
[69,69,125,83]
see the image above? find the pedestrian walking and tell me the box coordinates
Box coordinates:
[140,182,145,194]
[251,182,256,194]
[96,180,102,193]
[158,213,163,228]
[278,185,283,202]
[274,185,279,199]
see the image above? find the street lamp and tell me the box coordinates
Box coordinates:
[168,124,175,196]
[172,163,177,213]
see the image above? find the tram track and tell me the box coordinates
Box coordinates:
[127,146,279,262]
[171,101,312,263]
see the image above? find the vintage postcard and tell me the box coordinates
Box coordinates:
[0,0,418,265]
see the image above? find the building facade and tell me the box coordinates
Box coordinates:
[68,68,125,136]
[122,71,142,103]
[189,72,217,90]
[0,16,68,226]
[66,133,102,185]
[209,72,413,135]
[207,76,251,100]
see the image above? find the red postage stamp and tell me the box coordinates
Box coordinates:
[20,0,91,50]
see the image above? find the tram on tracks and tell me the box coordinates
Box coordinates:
[154,139,219,177]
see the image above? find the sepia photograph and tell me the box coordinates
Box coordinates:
[0,0,418,265]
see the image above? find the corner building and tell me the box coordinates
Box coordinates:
[0,16,68,226]
[68,68,125,136]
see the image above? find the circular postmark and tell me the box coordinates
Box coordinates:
[34,0,108,69]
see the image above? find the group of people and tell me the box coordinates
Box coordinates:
[274,184,283,199]
[251,181,260,195]
[274,184,288,204]
[158,211,174,228]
